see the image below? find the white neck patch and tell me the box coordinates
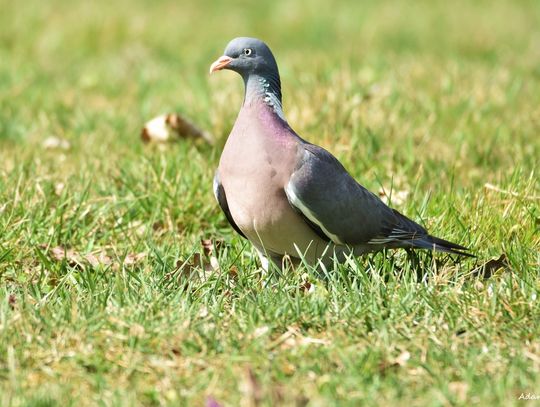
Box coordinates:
[258,77,286,121]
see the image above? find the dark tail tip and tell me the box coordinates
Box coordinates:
[427,235,475,257]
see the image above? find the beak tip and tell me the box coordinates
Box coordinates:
[209,56,232,75]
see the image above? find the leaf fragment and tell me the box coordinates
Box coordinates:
[141,113,213,144]
[472,254,510,278]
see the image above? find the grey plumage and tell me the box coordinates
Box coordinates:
[210,37,471,269]
[213,172,246,239]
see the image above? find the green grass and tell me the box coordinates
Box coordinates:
[1,0,539,405]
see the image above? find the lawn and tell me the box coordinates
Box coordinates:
[1,0,539,405]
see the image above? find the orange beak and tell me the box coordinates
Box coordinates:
[209,55,233,74]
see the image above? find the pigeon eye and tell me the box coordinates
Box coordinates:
[243,48,253,56]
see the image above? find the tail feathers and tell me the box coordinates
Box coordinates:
[411,235,474,257]
[381,209,473,257]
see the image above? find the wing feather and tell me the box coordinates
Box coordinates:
[213,171,247,239]
[285,143,399,245]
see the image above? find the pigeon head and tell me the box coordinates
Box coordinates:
[210,37,284,119]
[209,37,279,79]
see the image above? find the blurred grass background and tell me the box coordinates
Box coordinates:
[0,0,539,405]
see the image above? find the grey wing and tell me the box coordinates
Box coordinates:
[285,143,427,246]
[213,171,247,239]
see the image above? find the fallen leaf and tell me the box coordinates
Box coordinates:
[228,265,239,280]
[8,294,16,310]
[123,252,147,266]
[152,221,165,231]
[54,182,65,196]
[141,115,170,142]
[171,254,211,287]
[200,238,223,272]
[85,252,112,267]
[201,239,214,257]
[84,254,99,267]
[471,254,510,278]
[299,273,317,294]
[281,361,296,376]
[141,113,213,144]
[42,136,70,150]
[379,350,411,374]
[167,240,226,288]
[167,259,196,287]
[48,246,81,267]
[192,252,211,272]
[394,350,411,366]
[166,113,214,143]
[45,246,115,268]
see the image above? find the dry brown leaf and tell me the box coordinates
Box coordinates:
[228,265,239,280]
[85,252,112,267]
[379,350,411,373]
[300,281,312,292]
[299,273,317,294]
[472,254,510,279]
[124,252,147,266]
[201,238,224,256]
[141,113,213,144]
[54,182,65,196]
[192,252,214,273]
[48,246,82,267]
[42,136,70,150]
[281,361,296,376]
[394,350,411,366]
[152,220,165,231]
[200,238,223,272]
[172,254,212,286]
[170,258,198,286]
[201,239,214,257]
[167,240,226,287]
[84,254,100,267]
[46,245,115,268]
[8,294,16,310]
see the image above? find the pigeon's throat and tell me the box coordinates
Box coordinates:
[244,74,285,121]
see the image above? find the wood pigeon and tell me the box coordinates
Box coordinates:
[210,37,471,269]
